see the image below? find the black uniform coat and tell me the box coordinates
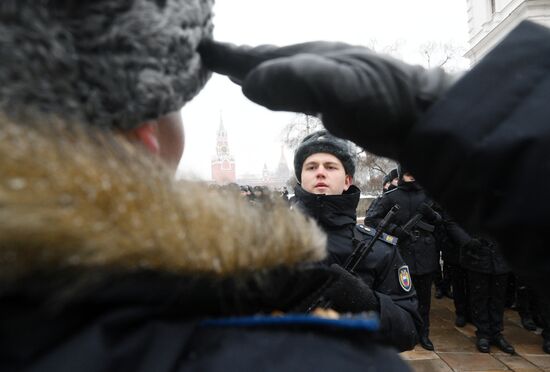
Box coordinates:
[365,196,382,226]
[0,119,412,372]
[292,185,421,351]
[365,182,439,275]
[400,20,550,295]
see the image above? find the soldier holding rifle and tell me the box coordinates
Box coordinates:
[290,131,422,351]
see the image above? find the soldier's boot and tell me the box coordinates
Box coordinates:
[521,316,537,331]
[492,335,515,354]
[455,315,466,328]
[476,338,490,353]
[419,334,434,351]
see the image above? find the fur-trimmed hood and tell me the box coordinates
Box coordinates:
[0,115,327,285]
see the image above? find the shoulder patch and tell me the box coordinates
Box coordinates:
[398,265,412,292]
[356,224,398,246]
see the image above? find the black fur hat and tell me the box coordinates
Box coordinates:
[294,130,356,182]
[383,168,398,184]
[0,0,214,129]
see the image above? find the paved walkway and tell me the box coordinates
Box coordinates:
[400,295,550,371]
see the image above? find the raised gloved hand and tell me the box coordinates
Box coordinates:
[323,264,379,313]
[418,202,442,224]
[199,40,455,159]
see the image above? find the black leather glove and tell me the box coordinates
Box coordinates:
[459,238,482,264]
[418,202,442,223]
[393,226,413,241]
[323,264,379,313]
[199,40,455,159]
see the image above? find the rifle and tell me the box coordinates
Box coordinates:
[305,204,400,313]
[401,201,434,241]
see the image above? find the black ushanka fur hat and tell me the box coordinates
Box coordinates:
[383,168,398,184]
[294,130,356,182]
[0,0,214,129]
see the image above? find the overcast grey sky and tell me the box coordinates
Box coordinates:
[178,0,470,181]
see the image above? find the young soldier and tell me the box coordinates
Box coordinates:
[291,131,422,351]
[365,168,398,227]
[365,167,441,350]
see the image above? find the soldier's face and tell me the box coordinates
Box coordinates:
[402,173,415,182]
[301,153,352,195]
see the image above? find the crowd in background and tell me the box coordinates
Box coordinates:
[211,183,291,204]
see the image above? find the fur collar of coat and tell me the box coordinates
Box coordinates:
[0,115,327,289]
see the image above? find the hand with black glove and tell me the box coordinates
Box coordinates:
[459,238,482,264]
[393,226,413,241]
[199,40,456,159]
[418,202,442,224]
[322,264,379,313]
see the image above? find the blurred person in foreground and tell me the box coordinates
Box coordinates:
[0,1,412,371]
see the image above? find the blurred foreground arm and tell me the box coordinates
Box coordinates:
[200,20,550,296]
[199,40,454,160]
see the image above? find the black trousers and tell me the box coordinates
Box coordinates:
[448,263,468,318]
[434,259,451,293]
[517,277,550,341]
[412,273,434,336]
[517,276,536,319]
[468,271,508,339]
[540,296,550,341]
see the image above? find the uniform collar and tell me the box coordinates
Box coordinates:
[293,185,360,229]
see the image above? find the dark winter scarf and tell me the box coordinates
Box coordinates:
[292,185,360,230]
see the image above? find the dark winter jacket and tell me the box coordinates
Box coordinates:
[0,119,411,372]
[365,181,440,275]
[365,196,382,227]
[400,20,550,296]
[292,185,421,351]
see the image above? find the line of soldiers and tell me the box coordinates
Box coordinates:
[365,167,550,354]
[365,167,441,351]
[436,214,550,354]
